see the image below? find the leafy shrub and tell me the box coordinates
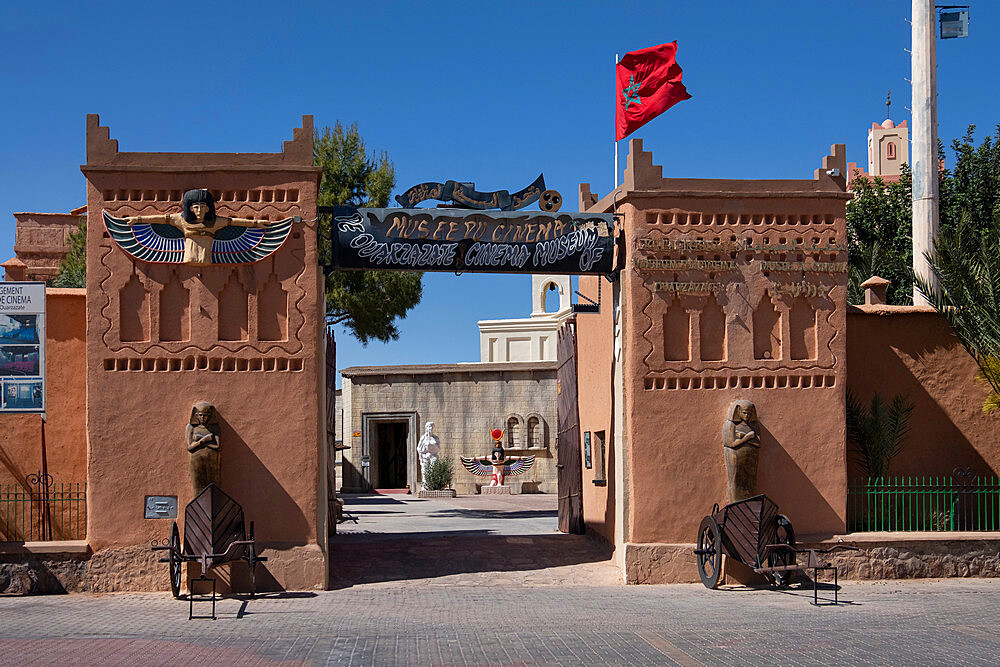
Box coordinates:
[846,390,914,478]
[424,457,453,491]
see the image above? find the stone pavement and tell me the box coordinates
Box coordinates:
[1,493,999,665]
[332,493,620,588]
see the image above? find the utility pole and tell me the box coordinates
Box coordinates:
[911,0,939,305]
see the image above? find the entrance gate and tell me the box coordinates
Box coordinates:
[325,191,615,519]
[556,322,585,534]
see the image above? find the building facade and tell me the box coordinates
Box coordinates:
[81,115,328,591]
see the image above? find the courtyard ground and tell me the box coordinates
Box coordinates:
[0,493,998,665]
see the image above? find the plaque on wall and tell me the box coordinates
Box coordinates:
[144,496,178,519]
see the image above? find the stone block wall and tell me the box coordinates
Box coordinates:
[341,363,557,494]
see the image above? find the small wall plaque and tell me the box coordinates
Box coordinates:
[144,495,178,519]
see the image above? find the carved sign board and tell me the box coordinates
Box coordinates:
[144,495,178,519]
[637,237,847,253]
[0,282,46,414]
[329,206,615,275]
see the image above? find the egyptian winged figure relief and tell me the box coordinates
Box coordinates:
[103,189,295,265]
[460,428,535,487]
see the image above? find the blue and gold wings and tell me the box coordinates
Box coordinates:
[104,211,184,263]
[460,457,494,477]
[460,455,535,477]
[103,211,295,264]
[211,217,294,264]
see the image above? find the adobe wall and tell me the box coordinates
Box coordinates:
[581,140,852,583]
[341,364,557,495]
[1,212,83,282]
[0,289,87,537]
[847,306,1000,478]
[82,115,326,591]
[575,275,616,547]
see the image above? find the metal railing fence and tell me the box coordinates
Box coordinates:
[847,471,1000,532]
[0,475,86,542]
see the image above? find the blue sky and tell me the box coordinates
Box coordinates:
[1,2,997,384]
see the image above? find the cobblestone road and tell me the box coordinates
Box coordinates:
[1,494,998,665]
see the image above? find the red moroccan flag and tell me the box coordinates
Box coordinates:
[616,41,692,141]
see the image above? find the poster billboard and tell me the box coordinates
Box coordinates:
[0,282,45,413]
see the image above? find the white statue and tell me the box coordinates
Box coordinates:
[417,421,441,490]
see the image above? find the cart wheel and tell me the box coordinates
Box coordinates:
[696,516,723,589]
[767,514,796,588]
[247,521,257,598]
[168,521,182,599]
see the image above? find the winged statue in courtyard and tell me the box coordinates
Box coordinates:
[461,428,535,487]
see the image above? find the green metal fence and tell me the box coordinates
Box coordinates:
[847,475,1000,532]
[0,481,87,541]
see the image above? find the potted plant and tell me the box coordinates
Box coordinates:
[418,457,456,498]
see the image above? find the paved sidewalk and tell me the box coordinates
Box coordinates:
[332,493,620,588]
[1,579,999,665]
[2,495,999,665]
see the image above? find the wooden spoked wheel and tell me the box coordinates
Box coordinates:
[766,514,796,588]
[696,516,723,589]
[168,521,183,599]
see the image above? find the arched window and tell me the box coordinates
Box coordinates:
[543,282,560,313]
[527,416,540,448]
[506,416,519,448]
[886,141,896,160]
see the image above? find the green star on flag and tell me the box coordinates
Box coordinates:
[616,41,692,141]
[622,75,641,110]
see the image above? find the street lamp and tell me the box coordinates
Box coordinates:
[938,6,970,39]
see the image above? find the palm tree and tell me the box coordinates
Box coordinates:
[846,390,914,478]
[916,212,1000,412]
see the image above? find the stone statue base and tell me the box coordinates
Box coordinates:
[418,489,457,498]
[480,485,511,495]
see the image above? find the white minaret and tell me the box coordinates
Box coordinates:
[911,0,939,305]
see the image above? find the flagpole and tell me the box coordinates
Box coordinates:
[614,53,620,191]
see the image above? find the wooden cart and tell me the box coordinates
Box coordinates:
[153,484,266,616]
[695,494,855,604]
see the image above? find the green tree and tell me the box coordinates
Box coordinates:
[939,124,1000,239]
[51,218,87,288]
[846,169,913,305]
[315,122,422,344]
[847,125,1000,306]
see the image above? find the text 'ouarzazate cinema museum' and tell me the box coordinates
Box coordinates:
[1,115,997,594]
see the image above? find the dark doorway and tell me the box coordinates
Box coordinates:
[376,421,408,489]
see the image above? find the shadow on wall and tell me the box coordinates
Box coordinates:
[847,314,998,479]
[602,431,617,540]
[215,413,309,545]
[756,422,843,534]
